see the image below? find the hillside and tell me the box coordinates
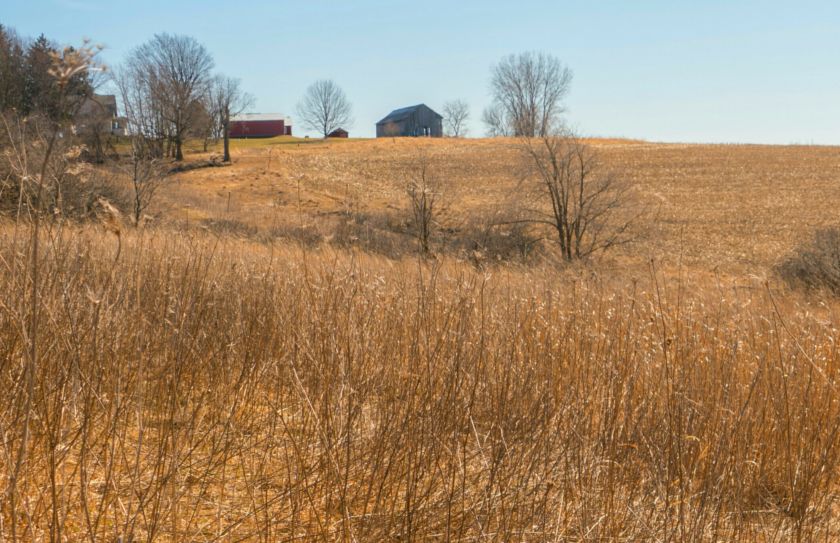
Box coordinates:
[162,136,840,277]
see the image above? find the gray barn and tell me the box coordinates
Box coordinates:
[376,104,443,138]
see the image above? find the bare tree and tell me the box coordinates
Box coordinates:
[297,79,353,138]
[488,51,572,137]
[482,103,510,137]
[187,97,214,152]
[75,97,114,163]
[209,75,253,162]
[520,133,637,260]
[122,138,165,226]
[113,61,166,157]
[125,34,214,160]
[405,154,441,255]
[442,99,470,137]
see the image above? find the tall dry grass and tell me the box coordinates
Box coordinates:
[1,224,839,541]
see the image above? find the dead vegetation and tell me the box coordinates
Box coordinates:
[778,227,840,294]
[2,226,840,541]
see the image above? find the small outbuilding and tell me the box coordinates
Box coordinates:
[327,128,349,138]
[229,114,293,138]
[376,104,443,138]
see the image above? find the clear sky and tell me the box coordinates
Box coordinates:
[3,0,839,143]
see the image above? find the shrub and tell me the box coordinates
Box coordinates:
[0,167,130,221]
[332,211,409,259]
[778,227,840,294]
[267,223,324,247]
[455,222,540,265]
[200,217,259,238]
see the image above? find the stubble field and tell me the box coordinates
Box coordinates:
[165,137,840,276]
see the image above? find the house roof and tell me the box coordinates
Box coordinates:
[232,113,292,124]
[93,94,117,108]
[376,104,441,125]
[79,94,117,116]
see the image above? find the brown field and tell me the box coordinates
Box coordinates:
[4,136,840,541]
[163,137,840,277]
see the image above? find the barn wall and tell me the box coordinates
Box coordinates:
[376,106,443,138]
[414,106,443,137]
[376,122,402,137]
[230,120,286,138]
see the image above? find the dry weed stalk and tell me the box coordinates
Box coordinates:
[0,226,839,541]
[0,41,102,543]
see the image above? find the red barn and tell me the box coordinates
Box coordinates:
[229,114,293,138]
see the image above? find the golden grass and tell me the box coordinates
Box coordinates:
[1,223,840,541]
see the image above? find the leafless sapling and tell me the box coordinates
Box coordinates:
[210,75,254,162]
[406,154,441,255]
[123,138,165,226]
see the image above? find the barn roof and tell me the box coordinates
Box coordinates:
[232,113,292,124]
[376,104,441,125]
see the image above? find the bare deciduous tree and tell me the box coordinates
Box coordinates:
[297,79,353,138]
[209,75,253,162]
[188,97,214,152]
[113,61,166,157]
[123,139,165,226]
[487,51,572,137]
[126,34,214,160]
[406,154,440,255]
[482,103,510,137]
[520,133,637,260]
[442,99,469,137]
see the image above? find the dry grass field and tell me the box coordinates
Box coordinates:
[162,137,840,277]
[4,136,840,541]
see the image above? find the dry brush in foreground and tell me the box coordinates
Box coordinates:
[1,227,839,541]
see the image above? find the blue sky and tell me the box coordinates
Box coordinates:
[3,0,839,143]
